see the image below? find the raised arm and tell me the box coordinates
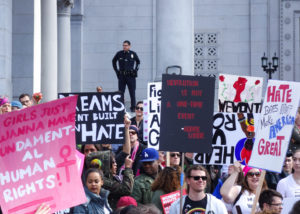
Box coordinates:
[123,114,131,155]
[220,161,242,203]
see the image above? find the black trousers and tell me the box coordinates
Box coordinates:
[118,75,136,110]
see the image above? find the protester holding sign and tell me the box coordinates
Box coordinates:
[151,166,181,212]
[220,162,267,214]
[34,204,51,214]
[277,149,300,198]
[72,168,112,213]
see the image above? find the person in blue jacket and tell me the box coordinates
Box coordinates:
[73,168,112,214]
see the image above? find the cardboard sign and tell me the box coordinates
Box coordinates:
[143,99,149,142]
[193,112,260,165]
[0,96,86,214]
[160,189,186,214]
[147,82,162,150]
[249,80,300,172]
[218,74,263,113]
[58,92,125,144]
[160,74,214,153]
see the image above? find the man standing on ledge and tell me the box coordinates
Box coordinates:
[112,40,140,112]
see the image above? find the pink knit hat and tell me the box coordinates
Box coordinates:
[0,96,9,106]
[117,196,137,208]
[243,165,261,176]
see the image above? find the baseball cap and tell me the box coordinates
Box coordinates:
[140,148,159,162]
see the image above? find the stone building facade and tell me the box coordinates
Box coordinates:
[0,0,299,105]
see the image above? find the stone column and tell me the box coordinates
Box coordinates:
[156,0,194,80]
[57,0,73,93]
[41,0,58,102]
[71,0,83,92]
[0,0,12,98]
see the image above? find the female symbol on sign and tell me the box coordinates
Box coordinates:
[56,145,76,183]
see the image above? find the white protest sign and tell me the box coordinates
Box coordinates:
[218,74,263,113]
[147,82,161,150]
[194,112,260,165]
[249,80,300,172]
[143,99,148,142]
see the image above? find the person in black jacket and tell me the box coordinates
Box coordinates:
[112,40,140,112]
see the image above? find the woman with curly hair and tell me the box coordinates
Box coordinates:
[151,165,181,212]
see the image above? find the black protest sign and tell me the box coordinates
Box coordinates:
[159,74,215,153]
[58,92,125,144]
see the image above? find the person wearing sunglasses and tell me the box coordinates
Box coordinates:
[130,101,145,145]
[169,152,181,167]
[115,117,146,177]
[220,162,267,214]
[170,165,227,214]
[257,189,283,214]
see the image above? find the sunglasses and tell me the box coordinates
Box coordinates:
[170,153,180,158]
[269,203,283,207]
[188,176,208,181]
[135,107,143,111]
[129,131,137,135]
[247,171,261,178]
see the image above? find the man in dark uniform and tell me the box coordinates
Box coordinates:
[112,40,140,112]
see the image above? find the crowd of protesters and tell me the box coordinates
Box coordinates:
[1,92,300,214]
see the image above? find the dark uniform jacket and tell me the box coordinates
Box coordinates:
[112,50,140,77]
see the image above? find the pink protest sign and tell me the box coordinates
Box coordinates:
[160,189,186,214]
[0,96,86,214]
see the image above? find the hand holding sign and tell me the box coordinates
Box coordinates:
[34,203,50,214]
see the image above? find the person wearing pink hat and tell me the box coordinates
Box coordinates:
[116,196,137,209]
[220,162,267,214]
[0,96,11,114]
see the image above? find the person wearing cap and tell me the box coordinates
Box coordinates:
[115,116,146,176]
[11,100,23,111]
[0,96,11,114]
[220,162,268,214]
[131,148,159,205]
